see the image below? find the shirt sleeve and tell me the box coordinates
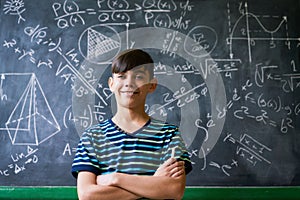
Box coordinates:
[162,126,193,175]
[71,131,101,178]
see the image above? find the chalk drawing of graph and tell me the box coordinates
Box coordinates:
[228,2,292,63]
[79,25,121,64]
[1,73,60,146]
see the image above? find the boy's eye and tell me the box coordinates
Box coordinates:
[117,74,125,79]
[135,74,145,79]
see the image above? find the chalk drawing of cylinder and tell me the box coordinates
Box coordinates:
[5,73,60,146]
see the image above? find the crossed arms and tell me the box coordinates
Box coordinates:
[77,158,186,200]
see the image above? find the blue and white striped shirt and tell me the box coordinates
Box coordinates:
[72,118,192,177]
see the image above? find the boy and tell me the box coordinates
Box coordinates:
[72,49,192,200]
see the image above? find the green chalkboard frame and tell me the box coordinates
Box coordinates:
[0,186,299,200]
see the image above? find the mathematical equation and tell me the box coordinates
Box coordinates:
[51,0,193,29]
[1,0,300,186]
[0,146,38,177]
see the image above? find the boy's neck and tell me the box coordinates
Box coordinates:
[112,109,150,134]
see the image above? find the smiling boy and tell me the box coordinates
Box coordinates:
[72,49,192,200]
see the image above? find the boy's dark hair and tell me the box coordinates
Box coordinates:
[111,49,154,79]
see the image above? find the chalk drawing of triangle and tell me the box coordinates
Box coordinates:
[87,28,120,60]
[5,74,60,146]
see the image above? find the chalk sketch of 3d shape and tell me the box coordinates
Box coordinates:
[79,25,121,64]
[87,27,120,59]
[5,73,60,146]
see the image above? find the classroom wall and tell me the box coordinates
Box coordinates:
[0,0,300,190]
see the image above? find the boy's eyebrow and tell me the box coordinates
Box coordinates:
[131,66,148,73]
[113,69,146,75]
[133,69,147,74]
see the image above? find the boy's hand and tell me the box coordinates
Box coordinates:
[154,158,185,178]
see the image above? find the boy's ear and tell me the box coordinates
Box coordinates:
[108,77,114,91]
[148,78,158,93]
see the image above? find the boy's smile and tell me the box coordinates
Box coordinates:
[121,90,139,96]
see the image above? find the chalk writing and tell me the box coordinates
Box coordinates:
[0,0,299,186]
[224,133,272,166]
[0,146,38,177]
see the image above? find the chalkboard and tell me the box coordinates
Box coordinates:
[0,0,299,187]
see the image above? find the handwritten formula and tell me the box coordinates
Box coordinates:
[0,0,299,186]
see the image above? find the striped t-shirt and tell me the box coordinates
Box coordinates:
[71,118,192,177]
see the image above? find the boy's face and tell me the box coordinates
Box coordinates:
[108,66,157,110]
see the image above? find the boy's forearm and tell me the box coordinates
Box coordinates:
[78,184,140,200]
[77,172,140,200]
[113,173,186,200]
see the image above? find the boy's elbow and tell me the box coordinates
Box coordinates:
[170,188,184,200]
[170,178,186,200]
[77,187,94,200]
[175,182,185,200]
[77,191,88,200]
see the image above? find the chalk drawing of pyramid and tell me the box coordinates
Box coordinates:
[87,28,120,60]
[5,74,60,146]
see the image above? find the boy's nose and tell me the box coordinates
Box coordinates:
[125,76,135,87]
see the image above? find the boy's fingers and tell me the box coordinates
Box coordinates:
[170,166,185,177]
[168,161,185,176]
[170,160,184,168]
[164,157,177,167]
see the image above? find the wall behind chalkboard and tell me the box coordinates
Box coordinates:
[0,0,299,186]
